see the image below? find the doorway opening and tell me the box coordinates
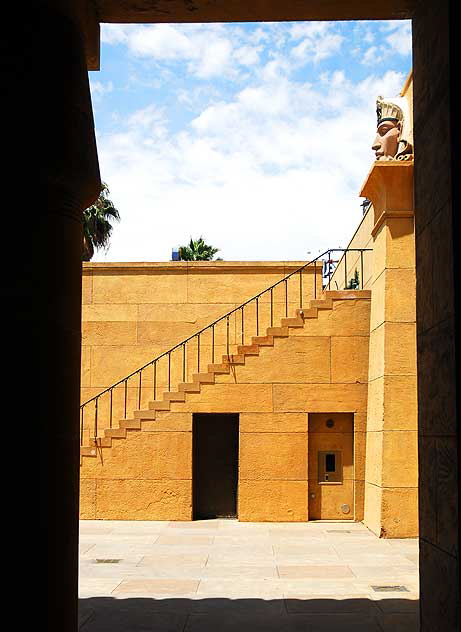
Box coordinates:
[308,412,354,520]
[192,413,239,519]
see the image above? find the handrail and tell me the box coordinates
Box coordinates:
[80,248,371,441]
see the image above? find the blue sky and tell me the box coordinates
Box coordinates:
[89,20,412,261]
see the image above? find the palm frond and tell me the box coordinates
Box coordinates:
[82,182,120,260]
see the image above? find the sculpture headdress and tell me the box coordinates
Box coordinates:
[376,95,413,160]
[376,96,404,126]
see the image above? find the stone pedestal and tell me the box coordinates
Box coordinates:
[361,161,418,537]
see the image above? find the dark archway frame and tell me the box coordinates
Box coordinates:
[35,1,459,630]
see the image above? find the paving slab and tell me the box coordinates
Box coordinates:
[79,519,419,631]
[112,578,200,596]
[278,565,354,578]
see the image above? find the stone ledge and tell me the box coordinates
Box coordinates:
[82,260,322,274]
[323,290,372,300]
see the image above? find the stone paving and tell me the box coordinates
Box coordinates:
[79,519,419,631]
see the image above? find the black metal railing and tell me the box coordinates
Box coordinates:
[80,248,371,443]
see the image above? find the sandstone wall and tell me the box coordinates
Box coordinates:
[81,261,322,417]
[80,293,370,521]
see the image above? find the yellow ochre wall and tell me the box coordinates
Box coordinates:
[80,292,371,521]
[81,261,322,443]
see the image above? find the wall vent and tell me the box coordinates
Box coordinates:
[371,585,409,592]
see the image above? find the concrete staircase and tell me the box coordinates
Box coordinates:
[79,294,345,460]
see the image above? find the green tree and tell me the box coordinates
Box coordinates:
[82,182,120,261]
[179,237,220,261]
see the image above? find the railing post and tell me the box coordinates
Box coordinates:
[153,362,157,401]
[241,307,244,345]
[256,297,259,336]
[109,389,113,427]
[183,344,186,382]
[285,279,288,317]
[168,353,171,391]
[299,269,303,308]
[226,316,230,356]
[138,370,142,408]
[211,327,214,365]
[197,333,200,374]
[94,397,98,439]
[270,288,273,326]
[360,249,364,289]
[314,260,317,298]
[80,407,84,446]
[344,250,348,290]
[328,251,332,290]
[124,379,127,418]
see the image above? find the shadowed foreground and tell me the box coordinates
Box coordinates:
[79,596,419,631]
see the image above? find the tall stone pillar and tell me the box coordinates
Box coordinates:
[36,3,101,630]
[412,0,459,628]
[361,161,418,538]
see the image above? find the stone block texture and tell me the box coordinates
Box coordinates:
[80,292,370,523]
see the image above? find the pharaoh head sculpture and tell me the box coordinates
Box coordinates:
[372,95,413,161]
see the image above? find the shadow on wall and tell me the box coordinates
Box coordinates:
[79,596,419,631]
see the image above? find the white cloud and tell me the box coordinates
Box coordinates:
[291,33,343,64]
[129,24,193,60]
[89,80,113,102]
[362,46,382,66]
[93,63,405,262]
[102,23,252,79]
[100,23,129,45]
[288,22,344,65]
[385,22,412,56]
[359,21,412,65]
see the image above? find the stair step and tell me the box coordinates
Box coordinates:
[133,409,157,420]
[310,298,333,309]
[178,382,201,393]
[148,400,171,411]
[207,363,231,374]
[104,427,127,439]
[299,307,318,318]
[280,317,304,327]
[251,335,274,346]
[266,326,289,337]
[80,446,98,457]
[222,354,245,364]
[119,418,141,430]
[193,373,215,384]
[163,391,187,402]
[89,437,112,448]
[237,344,259,355]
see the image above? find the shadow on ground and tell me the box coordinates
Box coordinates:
[79,596,420,631]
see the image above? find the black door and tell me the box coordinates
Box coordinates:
[193,413,239,519]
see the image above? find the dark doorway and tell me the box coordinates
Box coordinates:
[193,413,239,519]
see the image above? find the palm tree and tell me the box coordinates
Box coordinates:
[178,237,220,261]
[82,182,120,261]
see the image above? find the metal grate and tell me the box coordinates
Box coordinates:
[371,585,409,592]
[93,559,122,564]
